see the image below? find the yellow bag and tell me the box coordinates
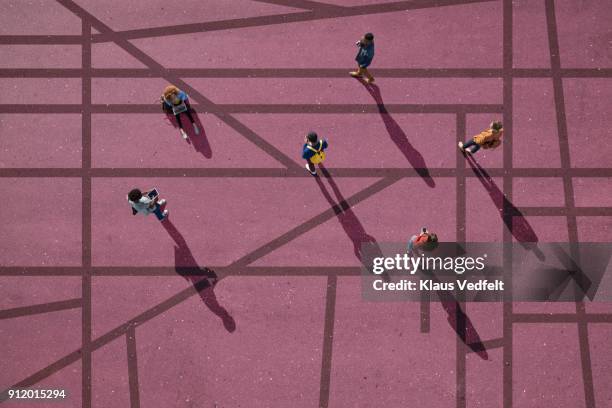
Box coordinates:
[307,140,326,164]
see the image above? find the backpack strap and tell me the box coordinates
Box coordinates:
[306,140,324,153]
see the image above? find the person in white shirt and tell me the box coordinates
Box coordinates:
[127,188,168,221]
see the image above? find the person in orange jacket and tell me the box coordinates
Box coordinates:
[458,121,503,154]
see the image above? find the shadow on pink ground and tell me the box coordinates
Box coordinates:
[315,166,380,263]
[359,80,436,187]
[465,153,545,260]
[314,165,488,359]
[436,286,489,360]
[161,216,235,333]
[164,105,212,159]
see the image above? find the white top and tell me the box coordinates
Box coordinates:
[128,195,154,215]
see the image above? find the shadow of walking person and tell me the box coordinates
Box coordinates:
[465,154,544,260]
[432,277,489,360]
[360,81,435,188]
[162,219,236,332]
[315,166,378,260]
[314,166,390,282]
[416,245,489,359]
[187,111,212,158]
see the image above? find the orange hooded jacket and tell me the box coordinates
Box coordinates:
[473,128,503,149]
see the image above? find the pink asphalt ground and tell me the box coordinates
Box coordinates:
[1,0,612,407]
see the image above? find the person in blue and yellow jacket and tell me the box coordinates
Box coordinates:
[350,32,375,84]
[302,131,329,176]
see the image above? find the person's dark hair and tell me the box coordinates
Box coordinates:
[128,188,142,202]
[307,131,318,143]
[491,121,503,131]
[364,33,374,41]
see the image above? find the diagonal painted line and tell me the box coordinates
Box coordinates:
[0,298,82,320]
[91,0,497,42]
[1,0,608,404]
[232,176,402,267]
[55,0,301,170]
[252,0,346,12]
[0,175,400,397]
[0,350,83,403]
[0,282,203,403]
[0,0,498,45]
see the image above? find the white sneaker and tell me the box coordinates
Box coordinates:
[162,210,169,218]
[158,199,166,206]
[193,123,200,135]
[180,129,188,139]
[305,164,317,175]
[458,141,464,152]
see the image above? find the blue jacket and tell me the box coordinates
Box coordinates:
[355,42,375,68]
[302,139,328,160]
[163,90,188,108]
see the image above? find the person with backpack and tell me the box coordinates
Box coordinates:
[161,85,200,139]
[458,121,503,155]
[302,131,328,176]
[407,227,438,254]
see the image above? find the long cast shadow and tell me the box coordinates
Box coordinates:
[418,245,489,359]
[465,154,544,259]
[316,169,486,356]
[315,166,381,261]
[165,107,212,158]
[314,166,389,282]
[360,82,435,188]
[93,0,483,42]
[432,276,489,360]
[162,219,236,332]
